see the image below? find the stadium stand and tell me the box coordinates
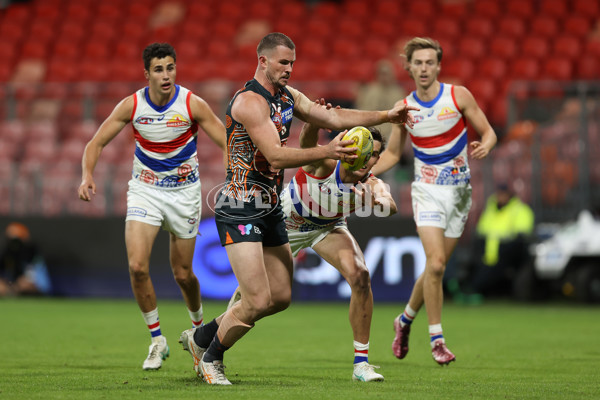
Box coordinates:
[0,0,598,222]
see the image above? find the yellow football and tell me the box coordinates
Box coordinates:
[340,126,374,171]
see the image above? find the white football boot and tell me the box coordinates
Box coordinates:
[201,359,232,385]
[352,362,384,382]
[142,336,169,370]
[179,328,206,376]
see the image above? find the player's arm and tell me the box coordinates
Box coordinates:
[454,85,497,160]
[288,86,419,130]
[78,96,133,201]
[231,91,357,169]
[371,120,408,176]
[190,94,226,152]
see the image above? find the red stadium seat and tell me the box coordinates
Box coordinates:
[441,59,474,83]
[457,37,486,60]
[343,0,369,19]
[468,79,496,104]
[472,0,502,19]
[510,59,540,80]
[489,37,518,60]
[400,20,428,38]
[363,37,393,61]
[433,17,461,39]
[336,16,365,40]
[552,36,582,60]
[521,36,550,60]
[407,0,435,20]
[540,0,569,18]
[530,16,560,39]
[440,1,468,19]
[497,16,526,39]
[464,18,494,39]
[506,0,535,19]
[313,1,339,19]
[332,37,361,60]
[584,40,600,59]
[573,0,599,18]
[542,59,573,80]
[563,15,592,38]
[280,1,307,22]
[480,58,507,81]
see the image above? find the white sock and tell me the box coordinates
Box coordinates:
[141,308,162,343]
[188,305,203,328]
[429,323,444,348]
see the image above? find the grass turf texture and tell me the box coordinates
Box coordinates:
[0,298,598,399]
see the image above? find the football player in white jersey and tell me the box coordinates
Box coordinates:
[373,37,497,365]
[283,113,397,382]
[78,43,226,370]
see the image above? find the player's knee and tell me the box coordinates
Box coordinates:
[345,262,371,293]
[128,262,149,282]
[173,267,196,287]
[270,292,291,313]
[427,257,447,278]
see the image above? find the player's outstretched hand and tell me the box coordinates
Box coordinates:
[387,103,420,128]
[78,178,96,201]
[326,130,358,161]
[469,141,492,160]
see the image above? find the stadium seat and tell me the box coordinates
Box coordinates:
[332,37,361,60]
[472,0,502,19]
[542,59,573,80]
[530,16,560,39]
[489,37,518,60]
[363,37,393,61]
[577,58,598,80]
[497,16,526,39]
[510,59,540,80]
[506,0,534,19]
[280,1,307,22]
[400,19,428,39]
[552,36,582,60]
[441,59,473,83]
[440,1,468,19]
[480,58,507,81]
[312,1,339,20]
[540,0,569,18]
[433,17,461,39]
[520,36,550,61]
[469,79,496,104]
[464,18,493,39]
[407,0,435,20]
[336,16,365,40]
[573,0,599,18]
[457,37,486,60]
[563,15,592,38]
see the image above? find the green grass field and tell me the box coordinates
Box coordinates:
[1,298,598,399]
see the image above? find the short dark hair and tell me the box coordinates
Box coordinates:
[143,43,176,70]
[368,127,386,153]
[257,32,295,56]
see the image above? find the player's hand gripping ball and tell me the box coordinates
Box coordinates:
[341,126,374,171]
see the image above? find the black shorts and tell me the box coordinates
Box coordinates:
[214,195,288,247]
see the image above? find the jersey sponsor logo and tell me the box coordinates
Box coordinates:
[281,106,293,124]
[127,207,147,217]
[419,211,442,222]
[437,107,459,121]
[166,114,189,127]
[426,109,435,117]
[135,116,154,125]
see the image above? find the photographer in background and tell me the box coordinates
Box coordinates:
[0,222,52,296]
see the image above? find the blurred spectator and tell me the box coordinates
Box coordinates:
[355,59,406,138]
[458,183,535,300]
[0,222,52,296]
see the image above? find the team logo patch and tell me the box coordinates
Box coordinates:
[188,217,197,225]
[140,170,158,184]
[166,114,189,127]
[238,224,253,235]
[437,107,459,121]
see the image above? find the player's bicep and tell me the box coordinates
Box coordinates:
[232,94,281,159]
[191,95,226,150]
